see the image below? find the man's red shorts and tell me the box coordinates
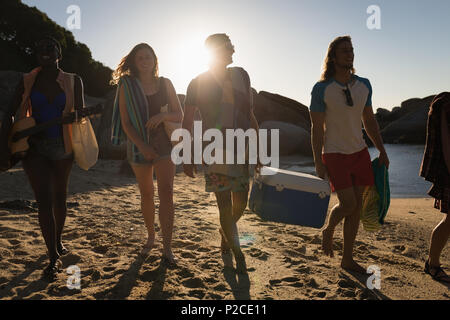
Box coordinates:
[322,148,375,192]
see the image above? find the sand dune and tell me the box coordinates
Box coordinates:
[0,160,448,300]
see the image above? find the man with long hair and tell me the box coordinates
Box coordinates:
[310,36,389,273]
[182,34,259,273]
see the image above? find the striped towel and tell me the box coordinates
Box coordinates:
[111,75,149,162]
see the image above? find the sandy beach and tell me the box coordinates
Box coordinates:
[0,160,448,300]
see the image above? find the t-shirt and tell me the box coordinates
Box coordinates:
[184,67,252,133]
[310,75,372,154]
[184,67,253,177]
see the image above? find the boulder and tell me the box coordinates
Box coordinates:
[253,90,311,131]
[378,95,435,144]
[259,121,312,156]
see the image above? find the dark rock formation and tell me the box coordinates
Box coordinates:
[260,121,312,156]
[252,90,311,131]
[377,95,435,144]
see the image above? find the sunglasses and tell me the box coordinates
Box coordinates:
[343,85,354,107]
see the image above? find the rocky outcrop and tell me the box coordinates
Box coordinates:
[259,121,312,156]
[252,90,311,131]
[377,95,435,144]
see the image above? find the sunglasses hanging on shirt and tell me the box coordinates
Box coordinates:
[343,84,354,107]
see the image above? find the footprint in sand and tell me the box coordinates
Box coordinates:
[14,250,28,256]
[182,277,206,289]
[188,289,206,299]
[204,277,220,285]
[8,239,20,246]
[294,265,311,274]
[248,248,270,261]
[93,245,108,255]
[337,278,358,289]
[208,293,224,299]
[180,251,197,259]
[337,287,357,298]
[177,268,195,279]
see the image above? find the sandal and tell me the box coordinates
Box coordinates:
[424,260,450,284]
[43,259,63,282]
[58,245,70,256]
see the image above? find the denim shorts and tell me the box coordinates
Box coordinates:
[126,139,171,166]
[29,136,74,161]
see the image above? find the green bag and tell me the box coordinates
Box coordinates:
[361,157,390,231]
[372,158,390,224]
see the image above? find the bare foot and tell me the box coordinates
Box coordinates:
[219,228,231,254]
[140,238,155,256]
[162,250,177,267]
[341,259,367,274]
[322,228,334,257]
[234,249,247,274]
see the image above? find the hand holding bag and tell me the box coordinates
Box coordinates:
[160,104,181,145]
[71,110,99,170]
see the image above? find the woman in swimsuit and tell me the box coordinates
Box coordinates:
[12,36,85,281]
[111,43,183,265]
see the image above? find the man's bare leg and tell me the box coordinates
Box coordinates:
[340,185,366,273]
[216,190,247,273]
[322,187,357,257]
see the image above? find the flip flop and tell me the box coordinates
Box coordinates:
[425,260,450,284]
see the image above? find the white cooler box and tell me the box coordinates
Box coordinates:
[249,167,331,229]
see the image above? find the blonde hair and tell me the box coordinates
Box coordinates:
[320,36,355,82]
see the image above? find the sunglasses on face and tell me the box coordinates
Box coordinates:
[343,85,354,107]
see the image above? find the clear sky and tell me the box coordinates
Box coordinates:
[22,0,450,110]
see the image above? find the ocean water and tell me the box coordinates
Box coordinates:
[368,144,431,198]
[283,145,432,198]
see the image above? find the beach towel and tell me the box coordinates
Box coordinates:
[111,76,149,163]
[361,157,390,231]
[372,157,390,224]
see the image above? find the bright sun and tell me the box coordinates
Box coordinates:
[165,34,211,94]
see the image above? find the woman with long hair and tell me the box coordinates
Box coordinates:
[11,36,85,281]
[111,43,183,265]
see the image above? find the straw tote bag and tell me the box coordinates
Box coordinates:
[72,111,99,170]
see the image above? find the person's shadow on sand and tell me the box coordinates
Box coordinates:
[144,263,170,299]
[93,254,148,299]
[0,255,49,299]
[222,253,251,300]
